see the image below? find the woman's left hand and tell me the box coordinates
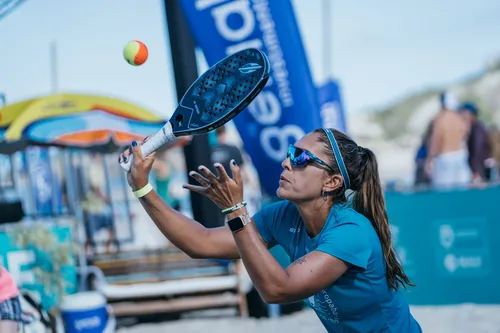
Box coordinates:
[183,160,244,210]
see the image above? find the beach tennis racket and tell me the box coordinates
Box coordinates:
[119,48,270,172]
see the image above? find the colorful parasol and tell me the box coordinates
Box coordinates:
[0,93,167,153]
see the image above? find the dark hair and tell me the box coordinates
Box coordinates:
[314,128,414,290]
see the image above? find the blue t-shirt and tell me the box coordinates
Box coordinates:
[254,200,422,333]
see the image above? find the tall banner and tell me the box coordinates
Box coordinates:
[318,80,348,133]
[180,0,322,196]
[0,0,27,21]
[24,147,60,215]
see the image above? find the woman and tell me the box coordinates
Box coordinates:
[119,128,422,332]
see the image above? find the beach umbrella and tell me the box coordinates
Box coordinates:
[0,93,167,153]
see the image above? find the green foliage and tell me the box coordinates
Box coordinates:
[371,58,500,140]
[373,89,439,139]
[9,223,75,304]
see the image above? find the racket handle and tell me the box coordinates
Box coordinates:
[120,121,175,172]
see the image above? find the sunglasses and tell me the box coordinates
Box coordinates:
[287,145,334,171]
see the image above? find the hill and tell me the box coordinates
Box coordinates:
[349,58,500,184]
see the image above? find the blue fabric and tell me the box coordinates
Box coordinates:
[0,296,33,324]
[317,81,347,133]
[416,144,428,161]
[254,200,422,333]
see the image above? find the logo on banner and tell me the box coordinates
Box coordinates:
[239,63,262,74]
[183,0,322,195]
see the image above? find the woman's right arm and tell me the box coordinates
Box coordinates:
[138,189,241,259]
[121,138,267,260]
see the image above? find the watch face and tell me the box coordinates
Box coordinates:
[228,216,244,232]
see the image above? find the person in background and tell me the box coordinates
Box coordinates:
[210,126,250,182]
[210,125,252,227]
[425,92,471,187]
[152,153,181,211]
[458,102,493,183]
[152,136,193,212]
[488,125,500,181]
[0,266,24,332]
[81,184,116,255]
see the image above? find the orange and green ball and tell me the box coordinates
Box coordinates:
[123,40,148,66]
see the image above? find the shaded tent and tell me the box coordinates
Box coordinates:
[0,93,167,154]
[0,93,179,266]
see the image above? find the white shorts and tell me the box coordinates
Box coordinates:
[431,150,471,188]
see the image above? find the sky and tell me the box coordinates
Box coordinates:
[1,0,500,120]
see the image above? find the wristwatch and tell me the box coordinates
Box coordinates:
[226,213,252,233]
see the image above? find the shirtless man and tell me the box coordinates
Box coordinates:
[425,92,471,187]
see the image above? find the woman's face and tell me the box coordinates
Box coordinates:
[277,132,332,203]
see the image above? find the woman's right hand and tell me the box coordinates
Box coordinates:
[119,137,157,191]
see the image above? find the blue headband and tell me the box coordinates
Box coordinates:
[322,128,351,190]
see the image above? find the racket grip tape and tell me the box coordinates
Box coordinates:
[119,121,175,172]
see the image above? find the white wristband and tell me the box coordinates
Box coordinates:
[133,183,153,198]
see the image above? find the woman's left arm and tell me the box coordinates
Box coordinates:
[185,162,349,304]
[229,220,348,304]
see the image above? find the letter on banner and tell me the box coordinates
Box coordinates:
[180,0,322,196]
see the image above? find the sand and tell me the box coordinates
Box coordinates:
[116,304,500,333]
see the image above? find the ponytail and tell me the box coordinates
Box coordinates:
[314,128,414,290]
[352,148,414,290]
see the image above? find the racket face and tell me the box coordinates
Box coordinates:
[169,48,270,136]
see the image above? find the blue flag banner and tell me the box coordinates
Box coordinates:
[317,80,348,133]
[180,0,321,196]
[24,147,62,216]
[0,0,27,21]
